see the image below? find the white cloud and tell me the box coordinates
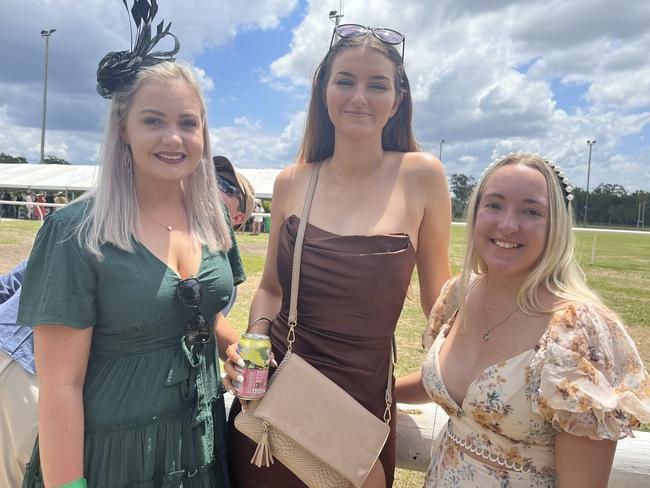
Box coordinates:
[209,111,305,168]
[0,0,299,163]
[193,67,215,93]
[2,0,649,192]
[261,0,650,190]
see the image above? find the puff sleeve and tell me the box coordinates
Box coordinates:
[530,303,650,440]
[422,274,462,350]
[17,207,98,329]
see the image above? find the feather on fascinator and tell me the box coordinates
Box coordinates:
[96,0,180,99]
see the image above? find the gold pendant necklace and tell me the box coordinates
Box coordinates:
[482,281,520,343]
[482,307,519,342]
[140,208,177,231]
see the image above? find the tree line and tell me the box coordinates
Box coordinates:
[449,174,649,228]
[0,152,70,165]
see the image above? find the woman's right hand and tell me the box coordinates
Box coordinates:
[222,341,276,410]
[222,342,245,397]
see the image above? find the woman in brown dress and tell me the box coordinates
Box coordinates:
[224,23,452,487]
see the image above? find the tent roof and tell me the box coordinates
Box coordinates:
[0,164,99,192]
[0,164,280,198]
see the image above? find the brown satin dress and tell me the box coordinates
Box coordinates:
[228,215,416,487]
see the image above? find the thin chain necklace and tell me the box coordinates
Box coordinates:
[140,207,181,232]
[481,280,520,343]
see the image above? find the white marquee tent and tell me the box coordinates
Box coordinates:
[0,164,280,199]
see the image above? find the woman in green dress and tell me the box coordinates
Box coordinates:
[18,14,242,488]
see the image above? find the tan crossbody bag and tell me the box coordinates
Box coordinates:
[235,163,394,488]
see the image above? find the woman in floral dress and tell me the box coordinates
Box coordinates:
[397,153,650,487]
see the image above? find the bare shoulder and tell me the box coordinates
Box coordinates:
[275,163,315,188]
[273,163,319,215]
[398,152,447,190]
[401,152,445,178]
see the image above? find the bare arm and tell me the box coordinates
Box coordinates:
[555,431,616,488]
[247,168,293,335]
[411,154,452,316]
[34,324,92,488]
[223,168,294,391]
[395,370,432,404]
[214,312,239,362]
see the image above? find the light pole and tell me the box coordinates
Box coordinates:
[438,139,445,162]
[40,29,56,164]
[584,139,596,225]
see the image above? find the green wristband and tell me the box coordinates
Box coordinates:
[57,477,88,488]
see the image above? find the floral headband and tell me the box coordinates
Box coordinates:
[96,0,179,99]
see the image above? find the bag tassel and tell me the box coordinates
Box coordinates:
[250,422,274,467]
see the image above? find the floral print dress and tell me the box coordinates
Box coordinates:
[421,276,650,487]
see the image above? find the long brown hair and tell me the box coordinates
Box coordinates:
[297,35,418,163]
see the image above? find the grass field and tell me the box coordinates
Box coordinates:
[1,219,649,487]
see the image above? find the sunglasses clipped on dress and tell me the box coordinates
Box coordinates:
[177,277,210,345]
[329,23,406,62]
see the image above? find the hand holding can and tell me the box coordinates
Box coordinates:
[236,333,272,400]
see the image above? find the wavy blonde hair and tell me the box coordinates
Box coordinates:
[459,153,602,315]
[76,61,231,258]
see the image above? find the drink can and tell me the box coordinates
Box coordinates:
[236,333,271,400]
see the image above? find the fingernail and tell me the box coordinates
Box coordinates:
[271,359,278,367]
[236,358,246,368]
[237,375,245,383]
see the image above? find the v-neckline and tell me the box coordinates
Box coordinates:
[435,314,550,412]
[135,238,205,281]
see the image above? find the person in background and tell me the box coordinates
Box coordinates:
[2,191,15,218]
[44,193,55,217]
[25,192,34,220]
[34,194,46,221]
[251,200,264,234]
[0,261,37,488]
[397,153,650,487]
[213,155,255,232]
[214,155,255,316]
[54,192,68,210]
[224,21,451,488]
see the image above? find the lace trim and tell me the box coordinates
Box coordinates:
[446,429,532,473]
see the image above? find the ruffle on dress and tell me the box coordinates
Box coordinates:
[530,303,650,440]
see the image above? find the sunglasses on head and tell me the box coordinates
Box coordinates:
[177,277,210,345]
[330,23,406,62]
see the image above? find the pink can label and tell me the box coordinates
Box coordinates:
[237,367,269,400]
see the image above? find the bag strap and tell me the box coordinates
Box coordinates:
[286,163,321,351]
[286,163,395,425]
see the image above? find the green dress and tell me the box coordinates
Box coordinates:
[18,200,244,488]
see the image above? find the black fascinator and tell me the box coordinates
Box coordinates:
[96,0,180,99]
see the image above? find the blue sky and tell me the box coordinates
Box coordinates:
[1,0,649,192]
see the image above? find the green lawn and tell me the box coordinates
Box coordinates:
[1,220,649,487]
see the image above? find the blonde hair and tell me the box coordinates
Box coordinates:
[76,61,231,258]
[459,153,602,314]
